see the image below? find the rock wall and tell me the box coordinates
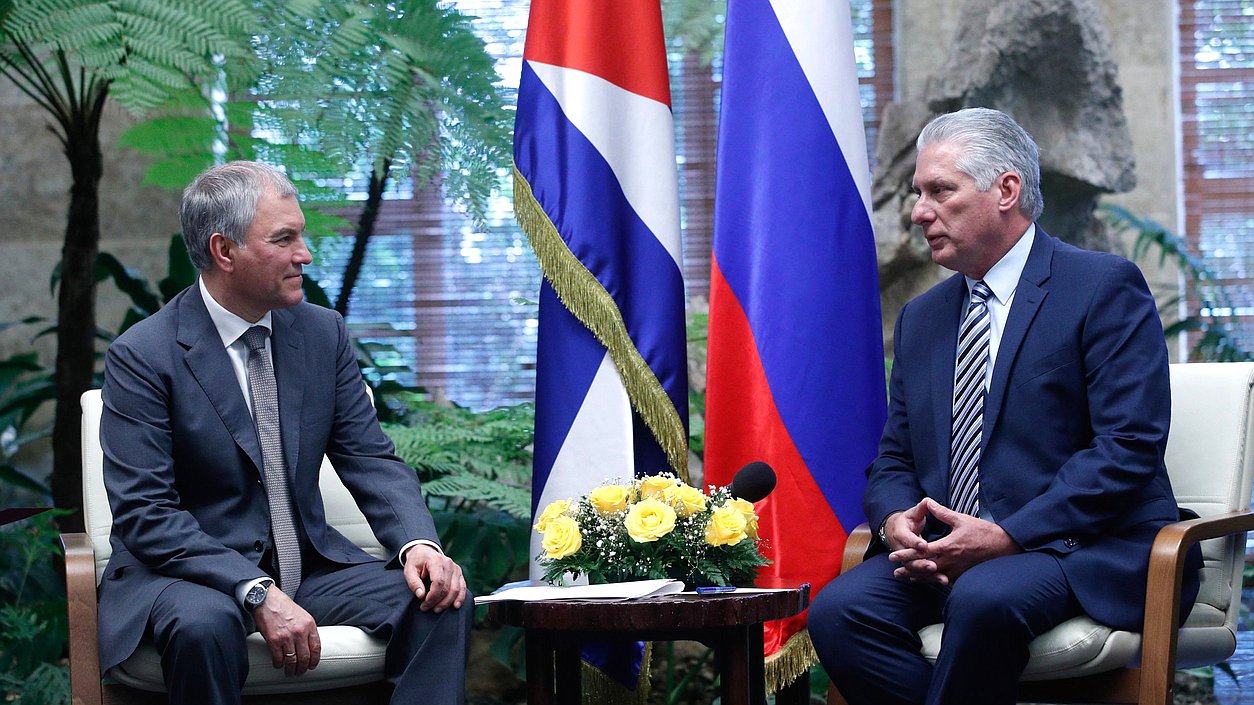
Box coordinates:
[883,0,1181,349]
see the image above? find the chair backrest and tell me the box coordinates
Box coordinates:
[80,389,388,584]
[1165,362,1254,629]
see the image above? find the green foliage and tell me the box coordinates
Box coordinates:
[1107,203,1253,362]
[0,0,258,116]
[225,0,513,225]
[685,308,708,457]
[662,0,726,66]
[383,401,533,599]
[0,510,70,705]
[0,346,55,499]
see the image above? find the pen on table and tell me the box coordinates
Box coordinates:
[695,586,737,594]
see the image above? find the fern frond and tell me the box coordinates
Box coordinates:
[422,475,531,520]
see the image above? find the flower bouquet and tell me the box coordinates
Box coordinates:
[533,473,770,587]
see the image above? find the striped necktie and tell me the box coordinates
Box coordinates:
[949,280,992,517]
[242,326,302,596]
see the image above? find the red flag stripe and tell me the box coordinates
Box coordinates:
[522,0,671,106]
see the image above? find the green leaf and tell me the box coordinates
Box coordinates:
[95,251,162,316]
[0,463,49,496]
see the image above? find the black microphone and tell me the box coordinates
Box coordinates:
[728,461,776,503]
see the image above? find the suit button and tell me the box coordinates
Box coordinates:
[1063,538,1078,548]
[254,540,265,552]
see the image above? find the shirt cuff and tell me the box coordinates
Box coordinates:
[398,539,442,564]
[234,576,274,608]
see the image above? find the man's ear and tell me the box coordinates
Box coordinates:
[996,172,1023,214]
[208,233,237,273]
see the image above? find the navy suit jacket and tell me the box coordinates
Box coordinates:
[865,230,1200,631]
[96,284,439,671]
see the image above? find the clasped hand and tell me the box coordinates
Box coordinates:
[883,497,1019,585]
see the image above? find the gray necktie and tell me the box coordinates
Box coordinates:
[950,280,992,517]
[242,326,302,596]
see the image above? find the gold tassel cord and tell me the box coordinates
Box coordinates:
[764,629,818,696]
[513,164,689,481]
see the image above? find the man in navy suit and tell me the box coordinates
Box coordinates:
[97,161,471,705]
[808,108,1199,705]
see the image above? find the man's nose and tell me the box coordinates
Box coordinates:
[910,194,930,225]
[294,237,313,264]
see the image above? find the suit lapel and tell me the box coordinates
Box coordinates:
[983,232,1055,441]
[271,308,305,478]
[932,275,967,475]
[178,286,263,473]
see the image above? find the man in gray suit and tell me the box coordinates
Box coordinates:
[97,161,471,705]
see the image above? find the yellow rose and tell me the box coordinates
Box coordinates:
[638,475,676,500]
[726,498,759,538]
[705,505,749,546]
[624,497,678,542]
[664,483,708,517]
[533,499,571,533]
[589,485,632,514]
[541,516,583,559]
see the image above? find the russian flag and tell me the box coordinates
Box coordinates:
[705,0,887,690]
[514,0,689,573]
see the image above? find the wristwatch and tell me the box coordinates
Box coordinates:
[244,579,273,612]
[878,511,902,548]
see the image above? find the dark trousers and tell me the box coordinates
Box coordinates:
[808,552,1080,705]
[148,560,472,705]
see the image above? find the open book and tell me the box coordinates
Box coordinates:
[475,578,684,604]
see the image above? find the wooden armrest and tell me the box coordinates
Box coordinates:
[1138,510,1254,705]
[841,523,873,575]
[61,533,103,705]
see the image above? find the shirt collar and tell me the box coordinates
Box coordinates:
[967,224,1035,305]
[198,277,272,348]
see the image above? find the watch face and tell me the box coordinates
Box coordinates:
[246,584,268,610]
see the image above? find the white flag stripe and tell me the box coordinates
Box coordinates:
[768,0,873,218]
[528,352,634,580]
[528,59,684,269]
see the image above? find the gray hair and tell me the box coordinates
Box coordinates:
[180,161,299,272]
[917,108,1044,221]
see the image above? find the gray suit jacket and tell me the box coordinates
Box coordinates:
[96,284,438,671]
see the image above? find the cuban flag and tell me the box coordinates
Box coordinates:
[514,0,689,572]
[704,0,887,689]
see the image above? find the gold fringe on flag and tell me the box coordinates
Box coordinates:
[513,164,689,481]
[764,628,818,695]
[580,642,653,705]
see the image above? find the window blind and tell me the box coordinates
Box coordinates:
[1179,0,1254,351]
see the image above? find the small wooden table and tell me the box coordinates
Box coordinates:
[487,584,810,705]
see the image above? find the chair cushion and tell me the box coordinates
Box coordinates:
[108,625,386,694]
[915,605,1237,680]
[917,616,1134,679]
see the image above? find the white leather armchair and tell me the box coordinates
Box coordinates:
[829,362,1254,705]
[62,389,393,705]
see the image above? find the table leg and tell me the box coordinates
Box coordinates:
[716,623,766,705]
[554,643,582,705]
[526,630,555,705]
